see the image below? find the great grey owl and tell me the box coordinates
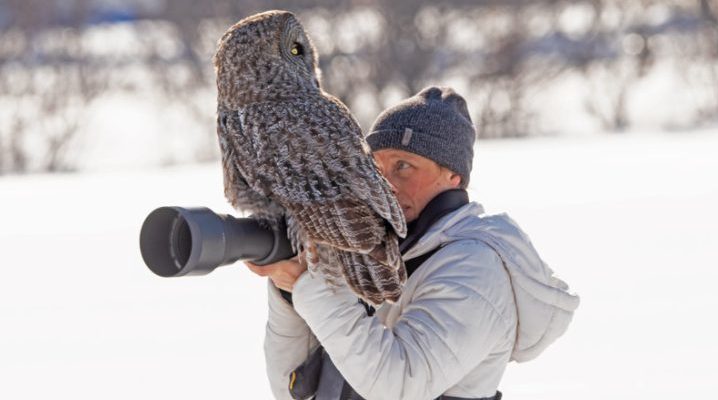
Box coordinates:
[213,10,407,305]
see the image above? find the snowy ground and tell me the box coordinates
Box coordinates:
[1,130,717,399]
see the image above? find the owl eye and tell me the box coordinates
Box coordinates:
[290,42,304,56]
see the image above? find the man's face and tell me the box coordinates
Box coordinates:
[373,149,462,223]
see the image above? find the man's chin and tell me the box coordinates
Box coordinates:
[402,207,415,222]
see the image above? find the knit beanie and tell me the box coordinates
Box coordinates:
[366,86,475,188]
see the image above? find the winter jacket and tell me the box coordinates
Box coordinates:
[263,201,580,400]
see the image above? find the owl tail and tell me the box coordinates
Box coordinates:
[335,234,406,306]
[367,232,405,282]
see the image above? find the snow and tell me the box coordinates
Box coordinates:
[1,130,717,399]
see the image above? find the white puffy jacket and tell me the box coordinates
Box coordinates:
[263,202,580,399]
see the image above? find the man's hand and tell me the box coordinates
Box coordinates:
[246,255,308,292]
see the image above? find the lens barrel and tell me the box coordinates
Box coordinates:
[139,206,294,277]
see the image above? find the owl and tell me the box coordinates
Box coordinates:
[212,10,407,305]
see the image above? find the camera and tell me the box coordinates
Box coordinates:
[139,206,295,277]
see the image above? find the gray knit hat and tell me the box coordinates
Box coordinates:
[366,86,475,188]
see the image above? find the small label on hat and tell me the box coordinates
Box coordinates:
[401,128,413,146]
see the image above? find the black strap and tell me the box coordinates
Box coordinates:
[279,287,294,305]
[405,245,442,276]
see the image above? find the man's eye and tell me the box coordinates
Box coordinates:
[396,161,410,170]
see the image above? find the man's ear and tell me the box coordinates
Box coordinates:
[448,172,462,188]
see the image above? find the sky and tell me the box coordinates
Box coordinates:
[1,129,717,399]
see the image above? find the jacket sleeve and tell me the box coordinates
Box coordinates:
[263,279,320,400]
[291,241,514,400]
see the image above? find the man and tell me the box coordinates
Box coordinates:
[247,87,579,400]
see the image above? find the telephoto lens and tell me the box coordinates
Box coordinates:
[139,206,295,277]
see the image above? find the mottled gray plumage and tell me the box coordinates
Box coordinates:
[213,10,407,305]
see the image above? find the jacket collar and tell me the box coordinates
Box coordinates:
[401,201,486,260]
[399,189,470,255]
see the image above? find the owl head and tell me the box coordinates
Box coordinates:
[213,10,321,108]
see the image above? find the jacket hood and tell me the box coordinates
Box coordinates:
[405,202,580,362]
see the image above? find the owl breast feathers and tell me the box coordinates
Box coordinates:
[213,10,407,305]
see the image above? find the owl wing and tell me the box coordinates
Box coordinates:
[217,108,284,222]
[319,95,407,238]
[230,98,405,255]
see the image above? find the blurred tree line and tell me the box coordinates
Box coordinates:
[1,0,717,174]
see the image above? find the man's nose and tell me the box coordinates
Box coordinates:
[386,179,398,195]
